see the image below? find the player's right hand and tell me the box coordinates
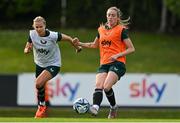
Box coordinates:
[24,48,31,54]
[24,43,33,54]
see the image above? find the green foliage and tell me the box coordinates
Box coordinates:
[15,0,46,13]
[0,0,46,18]
[164,0,180,17]
[0,0,179,32]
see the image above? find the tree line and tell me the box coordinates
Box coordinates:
[0,0,179,33]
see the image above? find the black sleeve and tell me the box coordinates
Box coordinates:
[121,29,129,41]
[97,32,100,39]
[28,35,32,43]
[57,32,62,42]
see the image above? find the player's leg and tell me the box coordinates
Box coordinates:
[35,65,52,107]
[35,65,50,118]
[35,70,52,118]
[35,66,60,118]
[104,61,126,118]
[104,71,118,118]
[89,72,107,116]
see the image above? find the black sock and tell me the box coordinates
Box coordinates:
[93,88,103,106]
[37,87,45,105]
[104,88,116,107]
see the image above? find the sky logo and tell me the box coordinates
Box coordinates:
[130,78,167,102]
[48,77,80,101]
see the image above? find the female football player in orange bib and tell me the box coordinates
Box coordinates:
[73,6,135,118]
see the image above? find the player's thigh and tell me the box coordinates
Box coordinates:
[36,70,52,88]
[95,72,107,88]
[103,71,119,91]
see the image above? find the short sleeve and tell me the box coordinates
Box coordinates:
[57,32,62,42]
[97,32,100,39]
[28,35,32,43]
[121,29,129,41]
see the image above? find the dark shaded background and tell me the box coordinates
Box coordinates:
[0,0,179,33]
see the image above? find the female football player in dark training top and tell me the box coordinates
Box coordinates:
[24,16,81,118]
[73,7,135,118]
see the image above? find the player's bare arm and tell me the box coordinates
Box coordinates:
[121,38,135,56]
[61,34,82,53]
[78,37,99,49]
[111,38,135,61]
[24,42,33,54]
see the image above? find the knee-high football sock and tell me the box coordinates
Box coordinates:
[93,88,103,107]
[37,87,45,106]
[104,88,116,107]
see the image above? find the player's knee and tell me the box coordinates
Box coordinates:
[35,80,43,89]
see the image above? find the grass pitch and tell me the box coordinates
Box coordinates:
[0,30,180,73]
[0,107,180,122]
[0,118,180,122]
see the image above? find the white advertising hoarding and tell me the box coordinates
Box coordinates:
[17,73,180,107]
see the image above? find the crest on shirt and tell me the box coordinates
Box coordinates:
[40,40,47,44]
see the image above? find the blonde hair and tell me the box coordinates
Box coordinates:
[107,6,130,26]
[33,16,46,25]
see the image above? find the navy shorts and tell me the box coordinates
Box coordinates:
[35,64,60,78]
[97,61,126,80]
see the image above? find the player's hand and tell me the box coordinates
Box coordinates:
[72,37,80,46]
[109,55,118,62]
[24,43,33,54]
[73,37,82,53]
[24,48,31,54]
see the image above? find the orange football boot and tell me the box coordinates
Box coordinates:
[34,105,48,118]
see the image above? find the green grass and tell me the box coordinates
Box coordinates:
[128,32,180,73]
[0,107,180,122]
[0,118,180,122]
[0,29,180,74]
